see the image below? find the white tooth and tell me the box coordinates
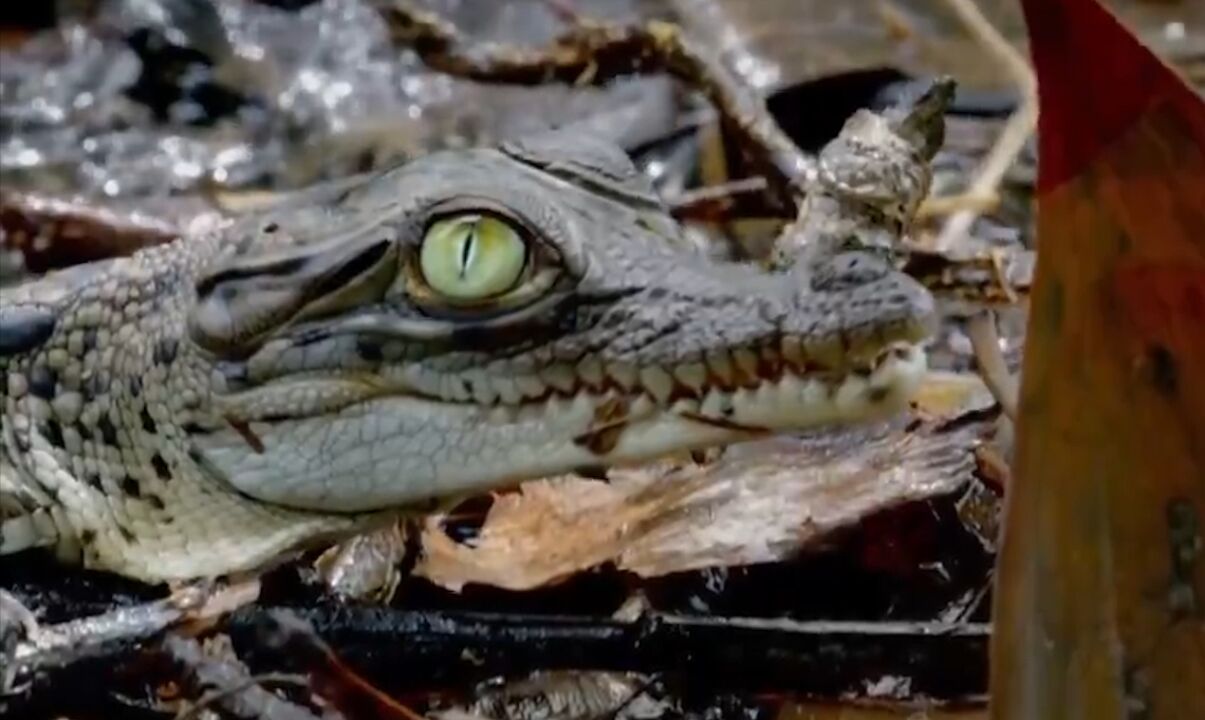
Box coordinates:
[542,394,566,417]
[493,377,522,404]
[706,352,735,387]
[465,370,497,405]
[733,348,760,383]
[606,362,639,391]
[577,357,604,388]
[757,382,779,407]
[868,343,926,406]
[670,398,699,414]
[800,377,828,411]
[781,336,805,370]
[405,366,443,396]
[540,364,578,393]
[672,363,707,394]
[443,374,471,402]
[730,387,758,423]
[516,375,546,399]
[778,374,803,403]
[630,394,656,417]
[700,389,730,417]
[834,373,869,418]
[639,366,675,404]
[569,391,596,417]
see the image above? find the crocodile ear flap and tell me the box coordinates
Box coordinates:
[500,127,666,209]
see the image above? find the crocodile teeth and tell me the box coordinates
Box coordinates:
[670,398,700,414]
[672,363,707,395]
[699,388,732,418]
[464,370,497,405]
[493,377,522,405]
[834,372,869,416]
[732,348,761,388]
[800,375,827,407]
[515,375,547,400]
[402,366,442,397]
[705,351,735,388]
[639,366,675,405]
[540,364,578,394]
[443,374,472,402]
[778,373,804,398]
[630,394,656,417]
[606,362,639,391]
[577,357,605,389]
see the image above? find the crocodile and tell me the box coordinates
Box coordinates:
[0,129,936,583]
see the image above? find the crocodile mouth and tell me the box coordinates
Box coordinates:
[194,338,927,512]
[212,337,927,434]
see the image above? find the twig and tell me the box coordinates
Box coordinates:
[377,1,815,204]
[987,246,1020,304]
[930,0,1037,253]
[163,634,320,720]
[3,584,209,695]
[966,310,1018,420]
[917,190,999,219]
[220,608,991,699]
[666,176,774,220]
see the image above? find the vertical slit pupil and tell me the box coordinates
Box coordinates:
[458,223,476,280]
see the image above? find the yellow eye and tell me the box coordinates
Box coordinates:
[419,215,527,300]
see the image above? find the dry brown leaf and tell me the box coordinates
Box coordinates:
[417,405,989,592]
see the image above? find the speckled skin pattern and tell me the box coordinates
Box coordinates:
[0,131,935,582]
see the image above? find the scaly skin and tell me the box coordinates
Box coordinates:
[0,130,935,582]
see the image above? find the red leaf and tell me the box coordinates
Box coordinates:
[993,1,1205,717]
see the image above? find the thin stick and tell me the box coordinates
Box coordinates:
[667,176,774,220]
[966,310,1018,420]
[916,190,999,219]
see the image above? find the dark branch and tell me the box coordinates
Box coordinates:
[378,1,814,205]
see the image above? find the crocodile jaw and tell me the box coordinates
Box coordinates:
[193,343,925,512]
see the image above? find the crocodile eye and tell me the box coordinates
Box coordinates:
[419,214,527,301]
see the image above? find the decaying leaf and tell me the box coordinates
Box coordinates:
[417,407,990,592]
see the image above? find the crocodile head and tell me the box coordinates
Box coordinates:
[184,131,936,513]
